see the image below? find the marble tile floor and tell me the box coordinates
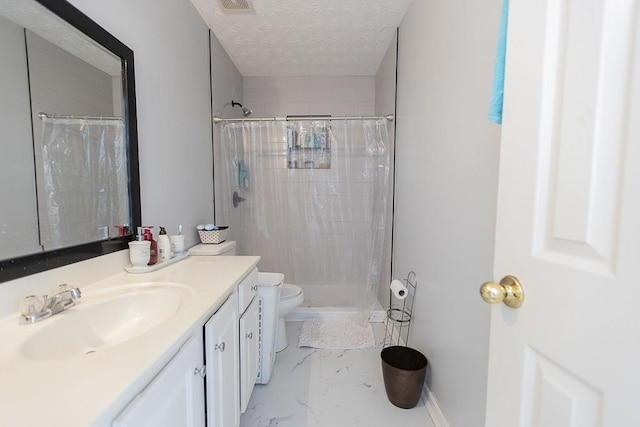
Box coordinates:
[240,321,434,427]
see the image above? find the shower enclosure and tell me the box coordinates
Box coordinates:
[215,118,392,318]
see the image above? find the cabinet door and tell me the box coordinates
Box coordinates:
[239,296,259,413]
[205,294,240,427]
[113,336,205,427]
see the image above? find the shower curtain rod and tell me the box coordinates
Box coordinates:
[38,112,123,121]
[213,113,395,124]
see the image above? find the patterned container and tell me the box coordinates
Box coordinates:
[197,227,228,244]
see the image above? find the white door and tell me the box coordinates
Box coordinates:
[484,0,640,426]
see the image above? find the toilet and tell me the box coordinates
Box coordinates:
[188,240,237,256]
[276,283,304,352]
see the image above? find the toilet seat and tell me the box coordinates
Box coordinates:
[280,284,302,300]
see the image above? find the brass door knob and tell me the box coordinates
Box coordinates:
[480,275,524,308]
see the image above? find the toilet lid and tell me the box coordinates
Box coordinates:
[187,241,236,256]
[280,284,302,300]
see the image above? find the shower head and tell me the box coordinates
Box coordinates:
[231,100,252,117]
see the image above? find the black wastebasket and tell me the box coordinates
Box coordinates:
[381,346,428,409]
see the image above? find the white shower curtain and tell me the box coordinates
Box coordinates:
[39,117,129,250]
[217,119,391,319]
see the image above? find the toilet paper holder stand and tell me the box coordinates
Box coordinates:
[383,271,417,348]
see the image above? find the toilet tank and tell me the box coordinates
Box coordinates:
[187,241,236,256]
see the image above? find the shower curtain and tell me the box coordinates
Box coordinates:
[38,117,129,250]
[217,119,391,319]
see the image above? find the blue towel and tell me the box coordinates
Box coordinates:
[489,0,509,125]
[238,159,249,189]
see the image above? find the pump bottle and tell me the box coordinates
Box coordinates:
[157,226,172,262]
[142,226,158,265]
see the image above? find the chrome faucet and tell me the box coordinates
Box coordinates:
[20,284,82,324]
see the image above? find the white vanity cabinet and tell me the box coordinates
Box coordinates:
[111,265,260,427]
[205,293,240,427]
[204,267,260,425]
[236,268,260,413]
[112,336,205,427]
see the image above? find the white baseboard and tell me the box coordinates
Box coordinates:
[422,384,450,427]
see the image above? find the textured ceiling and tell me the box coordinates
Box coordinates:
[190,0,412,77]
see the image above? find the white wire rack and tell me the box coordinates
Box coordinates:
[383,271,418,348]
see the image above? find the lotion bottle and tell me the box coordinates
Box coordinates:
[157,226,172,262]
[142,226,158,265]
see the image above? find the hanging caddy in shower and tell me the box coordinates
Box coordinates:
[286,120,331,169]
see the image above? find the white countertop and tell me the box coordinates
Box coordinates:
[0,255,260,427]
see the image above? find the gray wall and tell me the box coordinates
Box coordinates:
[393,0,502,425]
[69,0,214,246]
[0,15,40,260]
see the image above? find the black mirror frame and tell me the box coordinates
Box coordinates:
[0,0,141,283]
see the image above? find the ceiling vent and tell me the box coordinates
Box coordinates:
[217,0,254,13]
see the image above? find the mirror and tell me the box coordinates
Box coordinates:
[0,0,141,283]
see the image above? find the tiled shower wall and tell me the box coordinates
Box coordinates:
[238,77,393,307]
[244,76,375,117]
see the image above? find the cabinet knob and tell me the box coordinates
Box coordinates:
[251,285,258,292]
[193,365,206,378]
[215,341,226,352]
[246,331,253,339]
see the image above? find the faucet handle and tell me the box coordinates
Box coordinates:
[55,284,81,299]
[70,287,81,300]
[20,295,45,316]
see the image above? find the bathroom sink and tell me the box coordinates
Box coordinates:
[20,284,189,361]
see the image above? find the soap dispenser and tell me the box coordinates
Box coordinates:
[128,227,150,267]
[142,226,158,265]
[157,226,172,262]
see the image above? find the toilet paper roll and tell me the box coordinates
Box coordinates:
[390,279,408,300]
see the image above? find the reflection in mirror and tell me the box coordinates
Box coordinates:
[0,12,38,260]
[37,113,130,251]
[0,0,140,282]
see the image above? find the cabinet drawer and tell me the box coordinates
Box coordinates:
[237,267,258,314]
